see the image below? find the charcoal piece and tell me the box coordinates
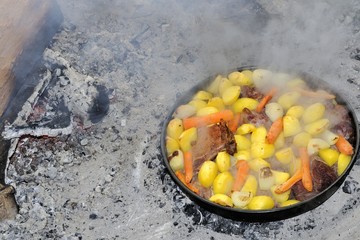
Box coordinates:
[88,84,110,124]
[191,120,236,171]
[350,48,360,61]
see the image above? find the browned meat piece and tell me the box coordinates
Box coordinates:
[191,120,236,171]
[241,86,264,100]
[292,155,337,201]
[311,156,337,192]
[325,103,355,144]
[292,182,317,201]
[240,108,271,128]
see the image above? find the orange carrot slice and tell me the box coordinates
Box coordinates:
[183,151,193,183]
[175,170,199,194]
[232,160,250,192]
[256,88,277,113]
[228,112,241,133]
[266,117,283,144]
[182,109,234,130]
[299,147,313,192]
[335,135,354,156]
[275,165,303,194]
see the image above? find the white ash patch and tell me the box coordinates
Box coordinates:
[1,0,360,239]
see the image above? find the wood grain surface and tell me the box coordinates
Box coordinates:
[0,0,63,117]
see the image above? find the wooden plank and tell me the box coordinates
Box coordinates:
[0,0,63,116]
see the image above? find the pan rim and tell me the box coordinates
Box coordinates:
[160,66,360,222]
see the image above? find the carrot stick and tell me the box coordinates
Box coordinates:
[228,113,241,133]
[232,160,250,192]
[182,109,234,130]
[183,151,193,183]
[335,135,354,155]
[266,117,283,144]
[175,170,199,194]
[299,147,313,192]
[256,87,277,113]
[275,165,303,194]
[296,88,336,99]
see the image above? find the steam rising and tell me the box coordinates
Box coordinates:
[58,0,354,81]
[182,0,351,76]
[115,0,348,79]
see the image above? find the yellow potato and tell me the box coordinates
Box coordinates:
[196,106,219,117]
[287,78,306,89]
[272,170,290,185]
[236,123,256,135]
[234,150,251,161]
[271,185,290,203]
[166,118,184,139]
[247,196,275,210]
[274,132,285,149]
[235,135,251,151]
[222,86,241,105]
[337,153,352,176]
[289,158,302,176]
[198,161,218,188]
[302,102,325,124]
[241,70,253,81]
[213,171,234,195]
[179,127,197,152]
[188,99,207,110]
[218,77,233,96]
[304,118,330,135]
[319,148,340,167]
[241,175,258,196]
[283,115,302,137]
[275,147,295,164]
[232,98,259,113]
[166,137,179,155]
[277,91,301,110]
[228,71,252,86]
[286,105,305,119]
[207,97,225,111]
[209,194,233,207]
[193,90,213,101]
[216,152,231,172]
[279,199,300,207]
[207,75,222,95]
[248,158,271,172]
[293,132,312,148]
[251,142,275,159]
[251,126,267,143]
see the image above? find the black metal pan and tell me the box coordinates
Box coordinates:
[160,66,360,222]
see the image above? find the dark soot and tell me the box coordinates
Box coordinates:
[88,84,110,124]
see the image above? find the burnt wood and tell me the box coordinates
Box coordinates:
[0,0,63,117]
[0,0,63,220]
